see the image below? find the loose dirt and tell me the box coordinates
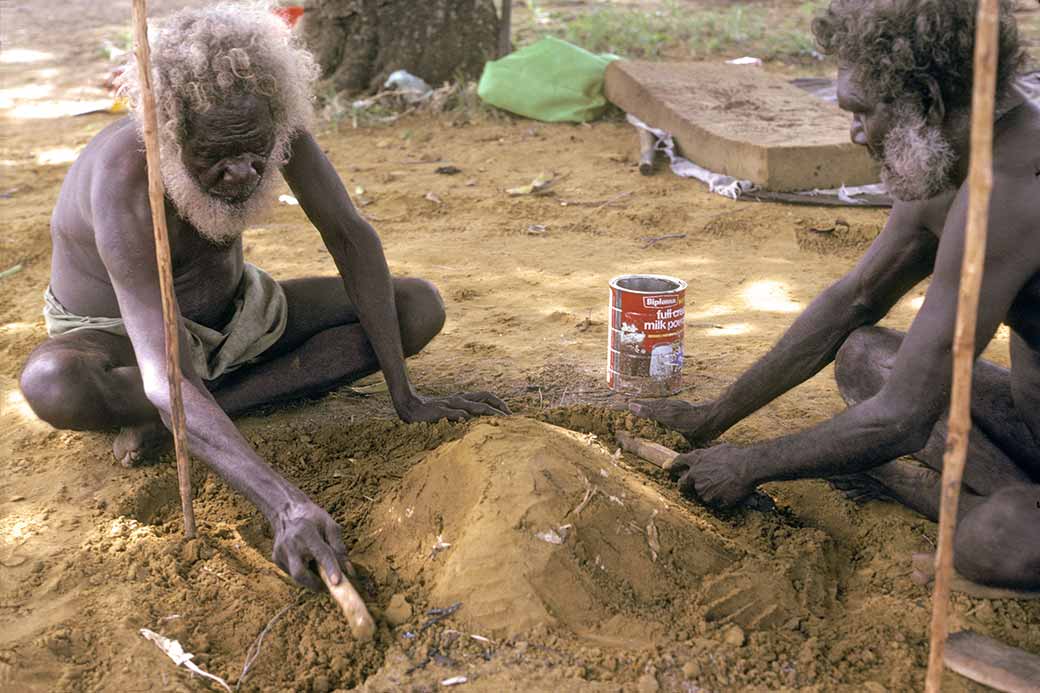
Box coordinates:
[3,2,1040,692]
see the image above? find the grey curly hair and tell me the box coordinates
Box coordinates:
[119,2,319,164]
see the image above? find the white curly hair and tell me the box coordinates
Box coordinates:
[117,2,319,243]
[120,2,318,162]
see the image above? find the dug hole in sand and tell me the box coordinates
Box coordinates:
[355,417,839,645]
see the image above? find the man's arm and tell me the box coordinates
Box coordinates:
[90,143,347,592]
[685,202,939,440]
[691,178,1038,506]
[281,130,504,421]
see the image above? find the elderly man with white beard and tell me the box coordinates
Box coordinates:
[17,5,507,592]
[632,0,1040,590]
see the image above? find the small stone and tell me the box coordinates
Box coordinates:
[637,673,659,693]
[974,601,995,621]
[723,624,746,648]
[384,593,413,626]
[9,495,25,502]
[312,675,332,693]
[682,661,701,679]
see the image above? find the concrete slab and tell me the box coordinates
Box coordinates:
[605,60,879,191]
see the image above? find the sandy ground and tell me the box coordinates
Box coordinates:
[3,1,1040,692]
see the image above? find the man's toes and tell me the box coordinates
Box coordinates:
[113,423,171,467]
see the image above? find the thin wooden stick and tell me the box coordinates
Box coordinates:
[319,566,376,641]
[925,1,1000,690]
[132,0,196,539]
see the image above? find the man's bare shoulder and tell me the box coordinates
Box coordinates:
[80,118,147,185]
[994,96,1040,185]
[57,118,150,230]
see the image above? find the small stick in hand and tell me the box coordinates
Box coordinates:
[319,565,376,642]
[615,430,679,470]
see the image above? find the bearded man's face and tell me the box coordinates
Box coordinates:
[837,68,957,201]
[161,93,284,245]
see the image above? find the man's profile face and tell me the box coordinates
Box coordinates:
[181,93,276,205]
[836,67,894,161]
[837,67,956,201]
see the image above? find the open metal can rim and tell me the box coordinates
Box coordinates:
[608,274,688,295]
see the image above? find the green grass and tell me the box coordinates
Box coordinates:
[529,1,827,62]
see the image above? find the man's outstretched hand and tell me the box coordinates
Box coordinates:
[628,398,721,446]
[398,391,510,423]
[272,500,352,592]
[669,444,756,509]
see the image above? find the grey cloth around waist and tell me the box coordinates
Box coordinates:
[43,263,288,381]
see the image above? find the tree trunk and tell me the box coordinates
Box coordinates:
[299,0,500,95]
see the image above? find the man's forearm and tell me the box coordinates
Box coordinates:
[328,219,417,410]
[706,280,871,435]
[745,396,927,483]
[149,377,306,521]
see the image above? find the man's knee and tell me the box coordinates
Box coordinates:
[20,348,104,430]
[834,326,902,404]
[396,278,445,356]
[954,486,1040,589]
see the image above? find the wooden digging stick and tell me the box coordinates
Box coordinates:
[615,431,776,511]
[319,565,376,641]
[615,431,679,470]
[924,1,1000,690]
[131,0,196,539]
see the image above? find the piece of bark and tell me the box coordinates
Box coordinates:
[945,631,1040,693]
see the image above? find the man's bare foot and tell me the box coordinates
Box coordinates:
[113,422,171,467]
[910,553,1040,600]
[628,399,718,445]
[827,472,893,504]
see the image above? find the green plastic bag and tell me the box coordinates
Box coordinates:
[478,37,619,123]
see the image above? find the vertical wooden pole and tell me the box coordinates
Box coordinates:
[131,0,196,540]
[924,0,1000,690]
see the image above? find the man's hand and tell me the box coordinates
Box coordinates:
[629,399,720,445]
[669,444,756,508]
[397,391,510,423]
[271,500,351,592]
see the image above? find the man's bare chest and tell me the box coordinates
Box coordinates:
[169,230,246,329]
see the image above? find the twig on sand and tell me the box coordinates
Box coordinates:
[558,192,632,208]
[640,233,687,249]
[578,191,633,221]
[925,2,1000,691]
[236,600,298,691]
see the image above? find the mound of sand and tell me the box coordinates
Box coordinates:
[355,418,838,641]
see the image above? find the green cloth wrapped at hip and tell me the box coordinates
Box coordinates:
[43,263,288,382]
